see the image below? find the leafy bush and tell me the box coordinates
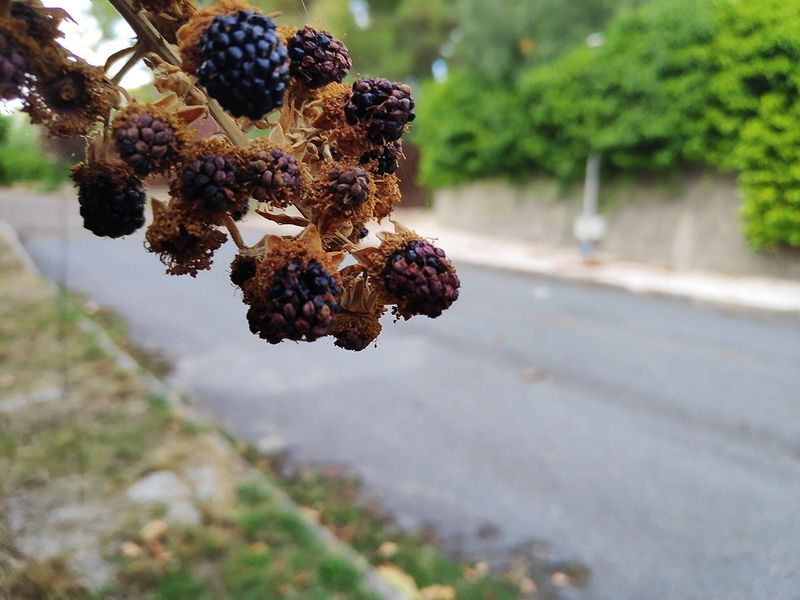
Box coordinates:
[418,0,800,249]
[0,115,70,189]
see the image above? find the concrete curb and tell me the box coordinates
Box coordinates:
[0,219,409,600]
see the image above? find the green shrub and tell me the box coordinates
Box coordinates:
[418,0,800,249]
[0,114,70,189]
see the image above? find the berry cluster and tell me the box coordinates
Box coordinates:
[1,0,460,351]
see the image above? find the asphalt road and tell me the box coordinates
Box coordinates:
[3,191,800,600]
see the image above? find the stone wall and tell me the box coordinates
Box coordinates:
[433,172,800,280]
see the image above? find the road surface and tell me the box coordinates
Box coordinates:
[2,191,799,600]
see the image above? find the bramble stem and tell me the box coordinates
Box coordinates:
[256,209,309,227]
[223,214,248,250]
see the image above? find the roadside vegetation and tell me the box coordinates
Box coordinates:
[0,114,70,189]
[417,0,800,250]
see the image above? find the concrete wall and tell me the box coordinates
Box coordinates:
[433,172,800,280]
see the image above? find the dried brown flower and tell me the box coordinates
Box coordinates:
[145,199,228,277]
[372,173,402,222]
[25,51,114,138]
[10,0,66,47]
[331,266,384,351]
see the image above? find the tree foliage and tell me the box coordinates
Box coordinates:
[418,0,800,249]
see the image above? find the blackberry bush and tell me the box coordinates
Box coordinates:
[14,0,459,351]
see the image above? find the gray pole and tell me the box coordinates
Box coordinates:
[579,153,602,258]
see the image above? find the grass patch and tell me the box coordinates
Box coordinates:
[0,236,380,600]
[243,451,532,599]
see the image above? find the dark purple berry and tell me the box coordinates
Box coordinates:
[345,78,415,144]
[383,240,460,318]
[288,25,351,89]
[197,10,290,120]
[327,166,370,211]
[72,164,146,239]
[246,148,300,204]
[246,259,341,344]
[114,110,179,176]
[181,154,238,213]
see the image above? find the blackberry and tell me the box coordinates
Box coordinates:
[181,153,239,213]
[71,162,146,239]
[246,259,341,344]
[384,240,460,319]
[114,108,180,176]
[0,31,29,101]
[327,166,370,211]
[196,10,289,120]
[246,147,300,206]
[345,78,415,144]
[230,253,257,287]
[288,25,351,89]
[360,142,402,175]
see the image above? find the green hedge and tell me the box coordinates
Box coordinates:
[0,115,69,189]
[417,0,800,249]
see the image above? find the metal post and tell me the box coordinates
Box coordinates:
[574,153,605,260]
[582,153,600,257]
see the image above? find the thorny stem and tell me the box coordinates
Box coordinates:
[222,214,248,250]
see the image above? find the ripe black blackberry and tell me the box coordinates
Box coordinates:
[181,153,239,213]
[327,166,370,211]
[196,10,289,120]
[383,239,460,319]
[345,78,415,144]
[246,147,300,207]
[0,31,29,101]
[288,25,351,89]
[71,162,146,239]
[246,259,341,344]
[360,142,402,175]
[114,108,180,176]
